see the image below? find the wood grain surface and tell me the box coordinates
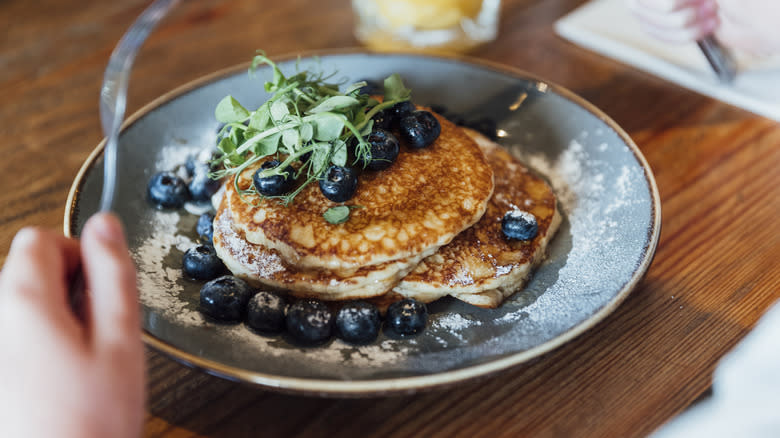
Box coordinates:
[2,0,779,437]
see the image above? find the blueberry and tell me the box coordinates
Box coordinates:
[185,156,199,178]
[386,298,428,336]
[182,244,225,280]
[319,165,358,202]
[196,212,215,244]
[147,171,189,208]
[246,290,287,333]
[362,129,400,171]
[391,100,416,119]
[188,168,221,202]
[357,79,383,96]
[501,210,538,241]
[199,275,253,322]
[370,109,394,131]
[252,159,295,196]
[336,301,381,344]
[399,111,441,149]
[286,299,333,344]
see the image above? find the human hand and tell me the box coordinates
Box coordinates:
[628,0,780,55]
[0,214,144,438]
[627,0,719,44]
[716,0,780,56]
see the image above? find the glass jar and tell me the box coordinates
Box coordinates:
[352,0,501,54]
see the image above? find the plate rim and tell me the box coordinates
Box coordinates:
[64,48,661,397]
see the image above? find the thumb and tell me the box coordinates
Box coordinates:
[80,213,140,348]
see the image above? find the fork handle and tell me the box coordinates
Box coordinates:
[697,35,737,84]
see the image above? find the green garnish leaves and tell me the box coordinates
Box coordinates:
[323,206,350,224]
[249,104,270,130]
[212,52,413,215]
[331,140,348,167]
[218,135,236,154]
[300,123,314,142]
[281,128,300,150]
[255,133,280,157]
[323,205,362,225]
[215,96,250,123]
[310,145,331,175]
[311,113,346,142]
[309,95,361,114]
[384,73,412,101]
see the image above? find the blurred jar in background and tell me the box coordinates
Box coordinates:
[352,0,501,54]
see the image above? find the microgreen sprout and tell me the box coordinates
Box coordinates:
[210,52,412,206]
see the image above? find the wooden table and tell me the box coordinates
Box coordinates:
[2,0,778,436]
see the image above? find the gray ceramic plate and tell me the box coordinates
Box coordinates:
[65,51,661,396]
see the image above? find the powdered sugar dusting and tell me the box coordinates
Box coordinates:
[105,56,662,384]
[136,143,415,368]
[436,312,483,331]
[133,210,205,326]
[505,209,536,223]
[493,134,651,330]
[431,313,483,346]
[214,209,286,277]
[451,266,475,286]
[156,143,199,172]
[223,324,413,368]
[135,132,652,372]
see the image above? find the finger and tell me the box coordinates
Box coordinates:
[629,0,717,28]
[636,1,715,27]
[80,213,140,350]
[634,0,706,13]
[639,16,719,43]
[716,3,780,55]
[0,227,83,335]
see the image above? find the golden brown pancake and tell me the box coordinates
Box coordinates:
[393,129,561,308]
[213,198,424,300]
[226,111,495,272]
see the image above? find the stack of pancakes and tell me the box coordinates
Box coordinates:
[213,111,561,309]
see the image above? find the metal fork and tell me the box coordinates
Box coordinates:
[71,0,179,319]
[99,0,180,212]
[698,35,737,84]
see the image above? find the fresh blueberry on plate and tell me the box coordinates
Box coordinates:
[336,301,381,344]
[246,290,287,333]
[357,78,382,96]
[188,167,221,202]
[501,210,538,241]
[391,100,416,119]
[196,212,215,244]
[386,298,428,336]
[147,171,189,208]
[199,275,253,322]
[370,109,394,131]
[286,299,333,344]
[363,129,400,171]
[252,159,295,196]
[399,111,441,149]
[319,165,358,202]
[182,244,225,280]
